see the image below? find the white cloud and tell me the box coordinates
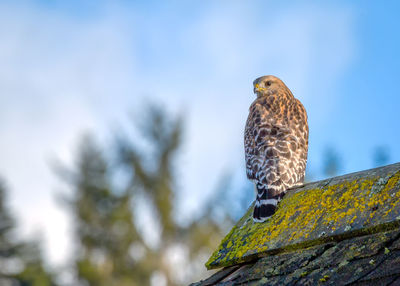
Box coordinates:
[0,1,137,266]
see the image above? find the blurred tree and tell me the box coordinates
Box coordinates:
[118,105,233,285]
[59,105,233,286]
[13,241,58,286]
[322,147,341,177]
[119,105,181,241]
[60,135,150,286]
[373,146,390,167]
[0,179,58,286]
[0,179,18,269]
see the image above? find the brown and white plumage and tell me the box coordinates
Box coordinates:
[244,75,308,222]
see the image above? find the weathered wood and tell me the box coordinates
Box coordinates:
[189,265,242,286]
[206,163,400,269]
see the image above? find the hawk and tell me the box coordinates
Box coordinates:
[244,75,308,222]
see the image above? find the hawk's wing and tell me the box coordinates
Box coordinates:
[244,103,301,193]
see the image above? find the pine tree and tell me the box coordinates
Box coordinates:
[118,105,233,285]
[0,179,58,286]
[62,135,149,286]
[61,105,233,285]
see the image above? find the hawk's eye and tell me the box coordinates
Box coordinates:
[266,81,272,86]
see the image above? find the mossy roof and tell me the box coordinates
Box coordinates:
[205,163,400,270]
[193,228,400,285]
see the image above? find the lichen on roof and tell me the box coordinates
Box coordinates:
[206,163,400,270]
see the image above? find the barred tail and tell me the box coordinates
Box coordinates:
[253,184,284,223]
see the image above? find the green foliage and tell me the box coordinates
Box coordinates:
[117,105,232,284]
[0,179,18,260]
[59,105,232,285]
[14,244,57,286]
[0,180,58,286]
[119,105,182,239]
[62,135,149,286]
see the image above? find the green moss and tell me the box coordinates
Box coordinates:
[300,271,309,277]
[319,275,330,282]
[206,170,400,270]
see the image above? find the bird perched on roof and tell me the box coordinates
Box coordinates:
[244,75,308,222]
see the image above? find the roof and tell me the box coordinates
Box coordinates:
[192,163,400,285]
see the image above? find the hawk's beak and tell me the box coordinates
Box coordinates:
[253,83,259,94]
[254,83,265,94]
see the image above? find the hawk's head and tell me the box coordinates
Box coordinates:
[253,75,289,97]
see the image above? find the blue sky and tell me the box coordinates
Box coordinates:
[0,0,399,268]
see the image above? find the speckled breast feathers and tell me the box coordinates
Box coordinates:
[244,75,309,222]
